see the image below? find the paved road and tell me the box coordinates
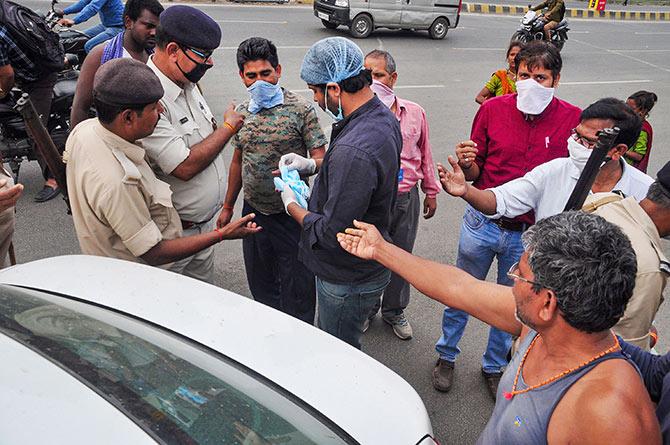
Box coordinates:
[16,2,670,443]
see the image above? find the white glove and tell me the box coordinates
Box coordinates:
[279,183,299,214]
[278,153,316,175]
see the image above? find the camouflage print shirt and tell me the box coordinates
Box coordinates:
[232,89,327,215]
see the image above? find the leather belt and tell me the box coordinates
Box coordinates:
[181,219,209,230]
[491,218,529,232]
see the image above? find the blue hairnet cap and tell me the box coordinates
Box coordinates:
[300,37,365,85]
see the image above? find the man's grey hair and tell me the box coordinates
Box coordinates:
[365,49,396,74]
[521,211,637,333]
[646,181,670,209]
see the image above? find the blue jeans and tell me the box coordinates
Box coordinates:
[435,206,523,374]
[316,270,391,350]
[83,24,123,53]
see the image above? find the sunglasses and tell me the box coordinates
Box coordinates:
[179,45,213,64]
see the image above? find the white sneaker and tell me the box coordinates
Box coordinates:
[383,312,413,340]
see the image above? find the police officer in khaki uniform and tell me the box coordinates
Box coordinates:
[65,58,260,265]
[583,162,670,349]
[141,5,244,283]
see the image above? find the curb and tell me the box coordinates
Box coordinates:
[463,3,670,20]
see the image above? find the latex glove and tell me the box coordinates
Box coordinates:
[276,180,299,214]
[278,153,316,175]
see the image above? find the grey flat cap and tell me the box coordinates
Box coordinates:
[93,58,164,106]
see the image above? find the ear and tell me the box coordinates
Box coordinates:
[275,64,282,78]
[166,42,180,60]
[537,289,559,323]
[552,73,561,88]
[124,16,133,30]
[238,70,245,81]
[608,143,628,160]
[120,109,135,126]
[327,82,341,98]
[390,71,398,88]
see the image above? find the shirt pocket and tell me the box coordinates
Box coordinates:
[173,114,200,147]
[146,179,175,232]
[401,126,421,157]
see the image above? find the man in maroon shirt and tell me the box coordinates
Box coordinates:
[433,41,581,399]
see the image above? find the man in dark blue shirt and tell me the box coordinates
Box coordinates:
[278,37,401,349]
[621,341,670,443]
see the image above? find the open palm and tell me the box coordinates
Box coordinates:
[337,220,383,261]
[437,156,468,197]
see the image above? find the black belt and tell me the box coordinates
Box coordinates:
[491,218,529,232]
[181,219,209,230]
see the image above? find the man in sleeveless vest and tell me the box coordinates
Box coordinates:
[71,0,164,128]
[338,211,661,443]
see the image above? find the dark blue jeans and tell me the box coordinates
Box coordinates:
[316,270,391,349]
[435,206,522,373]
[242,202,316,324]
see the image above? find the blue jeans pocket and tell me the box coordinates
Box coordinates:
[463,206,485,231]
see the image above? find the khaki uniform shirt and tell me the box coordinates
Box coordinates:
[141,57,227,223]
[64,119,182,262]
[232,90,327,215]
[584,193,670,349]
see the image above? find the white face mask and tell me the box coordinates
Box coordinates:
[516,78,555,115]
[567,136,592,172]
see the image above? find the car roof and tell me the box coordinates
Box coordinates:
[0,255,432,444]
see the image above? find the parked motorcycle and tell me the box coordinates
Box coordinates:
[511,9,569,51]
[0,0,82,181]
[44,0,90,68]
[0,70,77,181]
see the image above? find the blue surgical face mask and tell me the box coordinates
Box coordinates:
[324,85,343,122]
[247,80,284,114]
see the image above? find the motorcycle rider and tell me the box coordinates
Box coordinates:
[71,0,164,128]
[530,0,565,42]
[0,24,61,202]
[57,0,124,53]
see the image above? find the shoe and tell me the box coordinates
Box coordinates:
[482,369,503,400]
[432,358,455,392]
[363,317,371,333]
[382,312,413,340]
[34,185,61,202]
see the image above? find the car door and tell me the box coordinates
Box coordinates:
[368,0,402,27]
[400,0,435,27]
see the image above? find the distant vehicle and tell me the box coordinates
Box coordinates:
[0,256,438,445]
[512,9,569,51]
[314,0,462,39]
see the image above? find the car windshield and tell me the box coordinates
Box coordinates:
[0,285,352,445]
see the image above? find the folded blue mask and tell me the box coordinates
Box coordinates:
[274,166,310,209]
[248,80,284,114]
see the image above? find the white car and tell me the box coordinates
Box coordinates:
[0,256,437,445]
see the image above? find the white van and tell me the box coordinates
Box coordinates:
[314,0,462,39]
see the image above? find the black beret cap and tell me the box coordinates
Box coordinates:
[657,161,670,192]
[160,5,221,51]
[93,58,164,106]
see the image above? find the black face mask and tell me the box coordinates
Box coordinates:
[176,47,212,84]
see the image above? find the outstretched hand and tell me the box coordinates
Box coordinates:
[337,220,384,261]
[437,156,468,197]
[217,213,262,240]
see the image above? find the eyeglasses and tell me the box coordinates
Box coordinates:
[507,261,543,287]
[179,45,213,64]
[571,128,598,149]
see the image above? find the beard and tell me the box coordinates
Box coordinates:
[515,305,537,331]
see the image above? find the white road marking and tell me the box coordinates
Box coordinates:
[572,38,670,74]
[376,37,385,50]
[613,49,670,52]
[635,32,670,35]
[561,79,652,85]
[215,19,287,24]
[452,47,504,50]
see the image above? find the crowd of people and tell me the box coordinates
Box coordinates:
[1,0,669,442]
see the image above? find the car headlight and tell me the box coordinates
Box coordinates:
[335,0,348,7]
